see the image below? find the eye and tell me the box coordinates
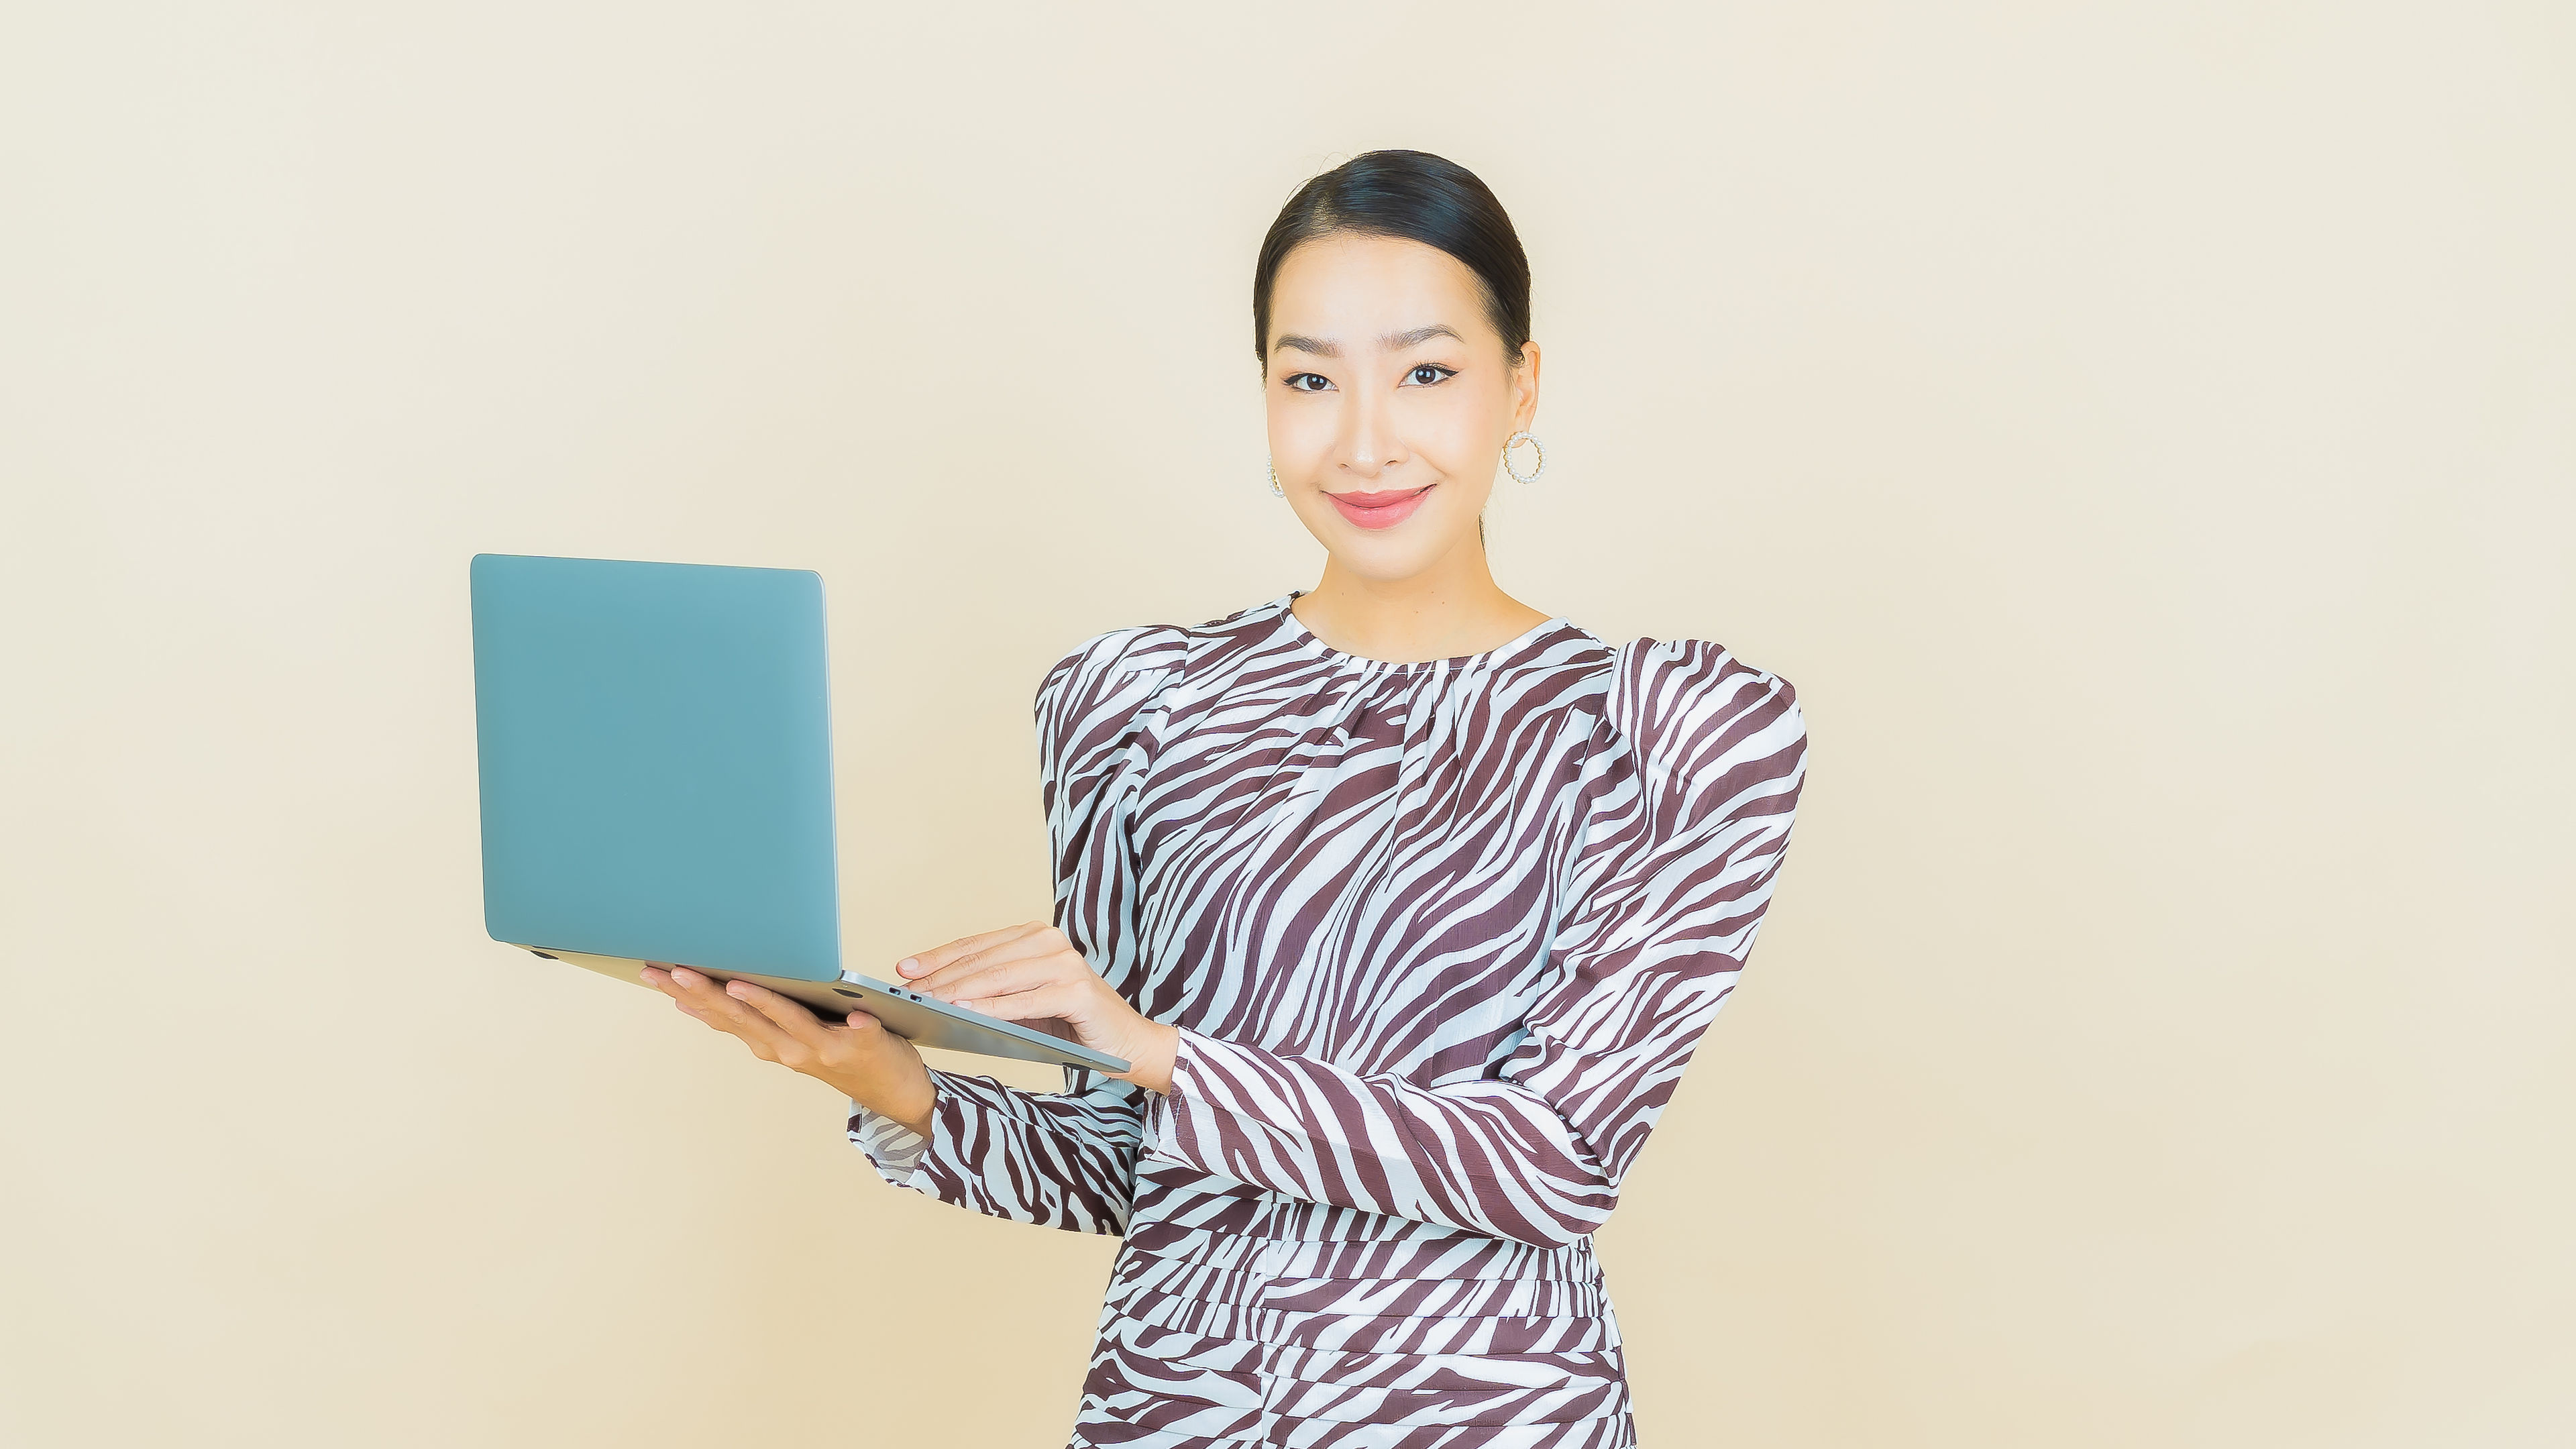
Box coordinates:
[1283,373,1334,392]
[1401,364,1456,387]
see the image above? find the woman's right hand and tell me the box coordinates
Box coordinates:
[640,964,938,1139]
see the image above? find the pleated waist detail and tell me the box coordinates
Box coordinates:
[1072,1206,1631,1447]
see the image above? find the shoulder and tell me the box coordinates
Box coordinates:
[1040,622,1191,696]
[1603,637,1807,813]
[1035,592,1307,720]
[1034,621,1193,732]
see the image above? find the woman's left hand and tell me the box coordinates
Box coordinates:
[898,922,1177,1093]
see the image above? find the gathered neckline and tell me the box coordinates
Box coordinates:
[1270,591,1584,673]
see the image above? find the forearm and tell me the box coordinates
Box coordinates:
[1138,1029,1615,1247]
[1111,1020,1180,1095]
[850,1067,1146,1235]
[853,1073,935,1141]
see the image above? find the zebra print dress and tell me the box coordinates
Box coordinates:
[849,590,1808,1448]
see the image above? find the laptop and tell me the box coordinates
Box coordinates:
[468,551,1129,1073]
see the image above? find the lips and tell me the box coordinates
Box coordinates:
[1326,485,1434,531]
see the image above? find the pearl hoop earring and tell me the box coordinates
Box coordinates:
[1503,431,1546,484]
[1269,458,1285,497]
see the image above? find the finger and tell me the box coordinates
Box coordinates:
[894,923,1046,984]
[655,970,718,1018]
[665,992,749,1038]
[931,955,1075,1008]
[674,1002,733,1034]
[894,921,1051,980]
[661,965,724,996]
[727,978,831,1047]
[657,965,727,1008]
[910,929,1069,996]
[916,945,1075,1006]
[840,1010,916,1053]
[708,993,798,1058]
[955,979,1087,1026]
[666,970,798,1059]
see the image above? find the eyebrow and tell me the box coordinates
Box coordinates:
[1381,323,1462,351]
[1270,323,1465,358]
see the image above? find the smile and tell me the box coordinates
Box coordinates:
[1326,485,1434,530]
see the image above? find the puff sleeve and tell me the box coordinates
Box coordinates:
[1136,638,1807,1246]
[845,625,1186,1234]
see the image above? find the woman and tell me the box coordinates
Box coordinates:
[643,150,1809,1448]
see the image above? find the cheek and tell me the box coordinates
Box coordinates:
[1267,394,1336,464]
[1405,394,1506,477]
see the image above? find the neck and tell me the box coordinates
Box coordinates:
[1293,541,1552,664]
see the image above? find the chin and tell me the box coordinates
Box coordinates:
[1327,523,1475,581]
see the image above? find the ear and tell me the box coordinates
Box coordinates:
[1510,341,1542,431]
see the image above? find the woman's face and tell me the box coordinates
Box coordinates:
[1263,233,1539,582]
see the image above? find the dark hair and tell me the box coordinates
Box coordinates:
[1252,150,1532,374]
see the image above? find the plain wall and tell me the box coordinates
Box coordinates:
[3,3,2570,1445]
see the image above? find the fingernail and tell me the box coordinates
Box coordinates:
[896,957,919,975]
[725,981,748,998]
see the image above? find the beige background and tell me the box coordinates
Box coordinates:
[4,3,2571,1445]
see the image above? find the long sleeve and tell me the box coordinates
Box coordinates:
[846,624,1187,1234]
[1136,638,1807,1247]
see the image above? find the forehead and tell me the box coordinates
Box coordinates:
[1267,233,1492,338]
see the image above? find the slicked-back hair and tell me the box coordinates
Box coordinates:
[1253,150,1532,376]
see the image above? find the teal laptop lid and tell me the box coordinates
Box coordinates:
[470,553,843,980]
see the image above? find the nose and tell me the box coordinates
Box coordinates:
[1337,386,1405,480]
